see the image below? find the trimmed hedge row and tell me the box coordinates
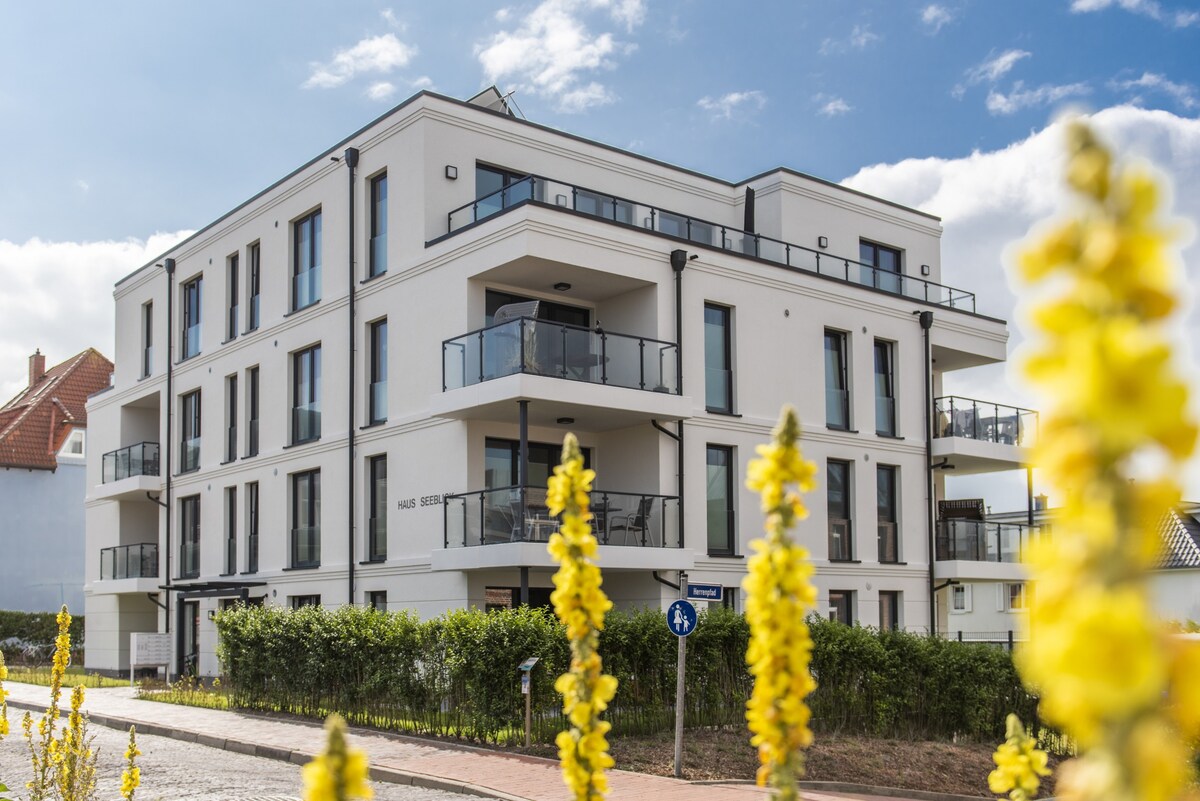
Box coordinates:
[0,609,85,662]
[215,604,1037,745]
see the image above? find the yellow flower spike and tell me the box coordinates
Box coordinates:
[988,714,1051,801]
[547,433,618,801]
[1010,121,1198,800]
[121,725,142,801]
[302,713,373,801]
[742,406,819,801]
[0,650,8,739]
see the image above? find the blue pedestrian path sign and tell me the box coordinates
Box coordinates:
[666,599,697,637]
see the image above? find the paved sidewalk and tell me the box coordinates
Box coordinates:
[3,681,911,801]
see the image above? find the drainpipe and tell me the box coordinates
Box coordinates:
[918,310,935,636]
[518,400,530,606]
[345,147,359,606]
[669,250,687,550]
[164,258,175,651]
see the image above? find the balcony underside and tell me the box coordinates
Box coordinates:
[431,373,692,431]
[932,437,1028,475]
[90,474,162,503]
[931,324,1007,372]
[87,577,161,596]
[934,560,1028,582]
[431,542,695,572]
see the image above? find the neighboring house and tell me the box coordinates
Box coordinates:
[0,348,113,613]
[85,87,1027,677]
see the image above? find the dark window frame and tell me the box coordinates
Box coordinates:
[181,276,202,360]
[225,374,238,462]
[368,590,387,611]
[369,173,388,278]
[704,303,733,414]
[824,329,850,429]
[246,366,260,457]
[706,444,735,556]
[224,486,237,575]
[245,481,259,573]
[292,209,322,312]
[369,319,387,424]
[827,458,853,561]
[829,589,854,625]
[879,590,900,631]
[368,454,387,561]
[877,464,898,563]
[226,252,239,341]
[142,301,153,378]
[874,339,896,436]
[291,345,322,445]
[291,469,321,568]
[247,242,261,331]
[179,495,200,579]
[180,390,201,473]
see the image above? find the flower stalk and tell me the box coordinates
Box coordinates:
[120,726,141,801]
[302,713,373,801]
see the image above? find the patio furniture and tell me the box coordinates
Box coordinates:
[608,497,655,546]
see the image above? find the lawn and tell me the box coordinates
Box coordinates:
[5,666,127,689]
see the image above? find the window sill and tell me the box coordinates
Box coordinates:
[828,558,863,564]
[239,570,258,576]
[218,572,236,578]
[706,552,744,559]
[243,325,260,336]
[176,466,200,476]
[282,565,320,572]
[243,451,259,460]
[221,335,238,346]
[361,420,386,431]
[360,270,387,285]
[177,574,200,581]
[283,437,320,450]
[359,557,387,565]
[137,373,153,382]
[875,433,904,440]
[176,353,201,365]
[705,408,741,417]
[219,458,236,466]
[826,425,859,433]
[879,560,908,566]
[284,299,321,318]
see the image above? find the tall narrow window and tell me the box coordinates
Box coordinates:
[180,495,200,579]
[874,340,895,436]
[877,465,898,563]
[224,486,237,575]
[369,173,388,277]
[829,590,854,625]
[225,374,238,462]
[704,303,732,413]
[247,242,261,331]
[142,301,153,378]
[292,210,322,311]
[180,390,201,473]
[828,459,852,560]
[706,445,735,555]
[181,276,202,359]
[292,345,321,444]
[226,253,239,341]
[246,366,259,457]
[879,591,900,631]
[824,330,849,429]
[368,455,387,561]
[291,469,321,568]
[369,319,388,424]
[860,240,902,293]
[245,481,259,573]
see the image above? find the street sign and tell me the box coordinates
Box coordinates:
[521,673,530,695]
[666,599,697,636]
[685,583,723,603]
[518,657,539,671]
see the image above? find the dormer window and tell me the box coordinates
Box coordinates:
[58,428,85,457]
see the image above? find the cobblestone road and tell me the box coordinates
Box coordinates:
[0,716,496,801]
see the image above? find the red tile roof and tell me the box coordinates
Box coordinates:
[0,349,113,471]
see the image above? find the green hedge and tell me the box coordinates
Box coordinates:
[215,604,1037,745]
[0,609,85,663]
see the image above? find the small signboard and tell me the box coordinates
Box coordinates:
[518,657,539,671]
[521,672,531,695]
[666,600,697,637]
[685,583,723,603]
[130,632,171,686]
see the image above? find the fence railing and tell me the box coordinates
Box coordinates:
[444,485,680,548]
[101,442,160,483]
[442,317,679,394]
[934,395,1038,446]
[99,543,158,580]
[935,519,1039,563]
[444,174,977,311]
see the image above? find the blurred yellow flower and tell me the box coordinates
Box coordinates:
[988,715,1050,801]
[302,714,373,801]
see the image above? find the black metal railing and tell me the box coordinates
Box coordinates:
[934,396,1038,446]
[102,442,160,484]
[99,543,158,580]
[935,519,1039,563]
[444,486,680,548]
[443,317,679,394]
[444,174,977,311]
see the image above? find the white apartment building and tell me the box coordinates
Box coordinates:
[84,88,1027,677]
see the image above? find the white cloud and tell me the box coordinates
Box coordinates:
[841,105,1200,506]
[820,24,882,55]
[814,94,852,117]
[475,0,645,113]
[1110,71,1198,110]
[697,90,767,121]
[1070,0,1199,27]
[411,75,433,90]
[966,49,1032,84]
[986,80,1091,115]
[75,180,89,193]
[921,4,955,32]
[0,231,193,401]
[380,9,404,30]
[366,81,396,101]
[303,33,417,90]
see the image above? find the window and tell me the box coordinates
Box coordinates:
[475,164,531,220]
[245,482,259,573]
[246,366,259,457]
[292,345,321,444]
[658,211,714,245]
[721,588,739,613]
[142,301,153,378]
[829,590,854,625]
[290,595,321,610]
[292,210,322,311]
[484,438,592,489]
[369,173,387,277]
[226,253,239,341]
[180,390,201,473]
[58,428,85,457]
[368,590,387,612]
[704,304,732,413]
[247,242,261,331]
[877,465,898,563]
[369,319,387,424]
[181,276,202,359]
[1006,582,1027,611]
[828,459,852,560]
[706,445,735,555]
[225,374,238,462]
[860,240,902,293]
[180,495,200,579]
[574,189,634,224]
[879,591,901,631]
[874,340,895,436]
[224,486,237,575]
[291,469,321,568]
[824,330,849,429]
[951,584,972,613]
[368,455,387,561]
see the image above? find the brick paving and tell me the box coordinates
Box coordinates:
[3,682,922,801]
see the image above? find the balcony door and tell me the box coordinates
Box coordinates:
[484,290,590,328]
[484,437,592,490]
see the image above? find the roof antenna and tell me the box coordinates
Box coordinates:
[502,90,527,120]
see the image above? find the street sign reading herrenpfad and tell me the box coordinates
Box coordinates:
[666,599,697,637]
[685,583,723,603]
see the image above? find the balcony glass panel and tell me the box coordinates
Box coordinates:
[826,389,849,429]
[877,522,898,563]
[180,539,199,578]
[876,396,896,436]
[101,442,160,483]
[935,519,1039,562]
[293,267,320,310]
[184,324,201,359]
[247,533,259,573]
[370,380,387,423]
[99,543,158,580]
[828,518,852,561]
[934,396,1039,446]
[292,403,321,443]
[370,235,387,276]
[368,516,386,561]
[291,526,320,568]
[181,437,200,473]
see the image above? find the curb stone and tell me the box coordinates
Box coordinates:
[691,779,988,800]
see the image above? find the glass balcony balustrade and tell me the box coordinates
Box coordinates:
[934,396,1038,446]
[101,442,160,483]
[935,519,1040,563]
[99,543,158,580]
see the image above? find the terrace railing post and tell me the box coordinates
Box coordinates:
[443,498,449,548]
[600,332,608,385]
[639,339,646,389]
[519,319,527,373]
[479,492,486,546]
[477,331,485,384]
[560,324,568,378]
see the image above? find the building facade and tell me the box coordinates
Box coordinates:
[84,89,1025,676]
[1,348,113,613]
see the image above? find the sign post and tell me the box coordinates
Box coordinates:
[666,574,696,779]
[518,657,539,747]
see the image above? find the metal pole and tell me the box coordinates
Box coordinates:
[525,678,532,747]
[673,571,688,778]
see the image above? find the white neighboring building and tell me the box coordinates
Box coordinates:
[84,88,1025,677]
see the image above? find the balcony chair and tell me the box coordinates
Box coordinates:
[608,496,655,546]
[510,487,557,542]
[490,301,540,377]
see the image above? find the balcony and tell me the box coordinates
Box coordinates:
[440,174,977,313]
[935,519,1039,581]
[93,442,161,501]
[932,396,1037,474]
[93,543,160,595]
[435,486,690,572]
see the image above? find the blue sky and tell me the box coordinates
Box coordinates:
[2,0,1199,508]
